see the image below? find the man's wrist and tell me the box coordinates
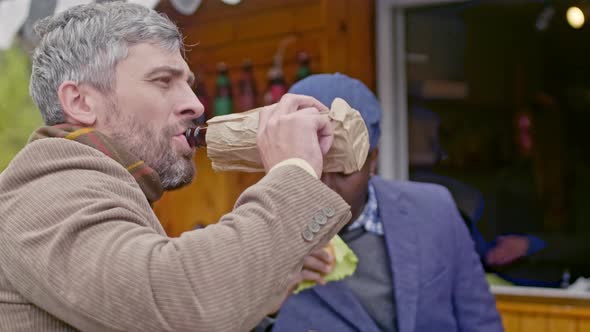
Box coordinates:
[268,158,318,179]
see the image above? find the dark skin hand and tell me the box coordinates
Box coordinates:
[486,235,530,266]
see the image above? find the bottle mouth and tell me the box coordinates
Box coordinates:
[185,126,207,148]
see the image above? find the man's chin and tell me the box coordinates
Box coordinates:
[160,161,196,191]
[162,173,194,190]
[174,140,195,159]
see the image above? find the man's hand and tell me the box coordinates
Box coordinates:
[296,247,335,286]
[269,247,334,314]
[257,93,333,177]
[486,235,530,266]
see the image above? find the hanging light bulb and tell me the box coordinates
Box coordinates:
[170,0,202,15]
[221,0,241,4]
[567,6,585,29]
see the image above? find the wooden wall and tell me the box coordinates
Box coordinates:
[154,0,375,236]
[496,295,590,332]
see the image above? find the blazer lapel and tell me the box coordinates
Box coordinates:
[373,177,420,332]
[312,281,381,332]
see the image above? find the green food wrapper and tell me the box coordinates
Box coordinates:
[294,235,358,294]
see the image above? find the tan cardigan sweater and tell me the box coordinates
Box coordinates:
[0,138,351,331]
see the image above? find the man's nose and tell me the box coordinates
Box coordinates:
[175,88,204,121]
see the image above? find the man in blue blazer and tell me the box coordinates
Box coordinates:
[271,73,503,332]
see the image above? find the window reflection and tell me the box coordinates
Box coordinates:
[406,2,590,287]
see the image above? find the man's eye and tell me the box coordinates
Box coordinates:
[155,77,171,86]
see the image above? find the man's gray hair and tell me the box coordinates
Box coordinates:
[30,1,184,125]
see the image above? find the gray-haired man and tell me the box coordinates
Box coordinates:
[0,2,350,331]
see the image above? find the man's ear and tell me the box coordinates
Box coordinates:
[369,148,379,175]
[57,81,99,126]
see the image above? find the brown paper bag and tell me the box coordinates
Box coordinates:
[205,98,369,174]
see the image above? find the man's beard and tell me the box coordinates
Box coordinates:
[105,105,196,190]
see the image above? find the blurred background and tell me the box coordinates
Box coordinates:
[2,0,590,330]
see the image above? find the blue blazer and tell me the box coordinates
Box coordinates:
[273,177,503,332]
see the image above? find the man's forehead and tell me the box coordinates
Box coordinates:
[123,43,191,74]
